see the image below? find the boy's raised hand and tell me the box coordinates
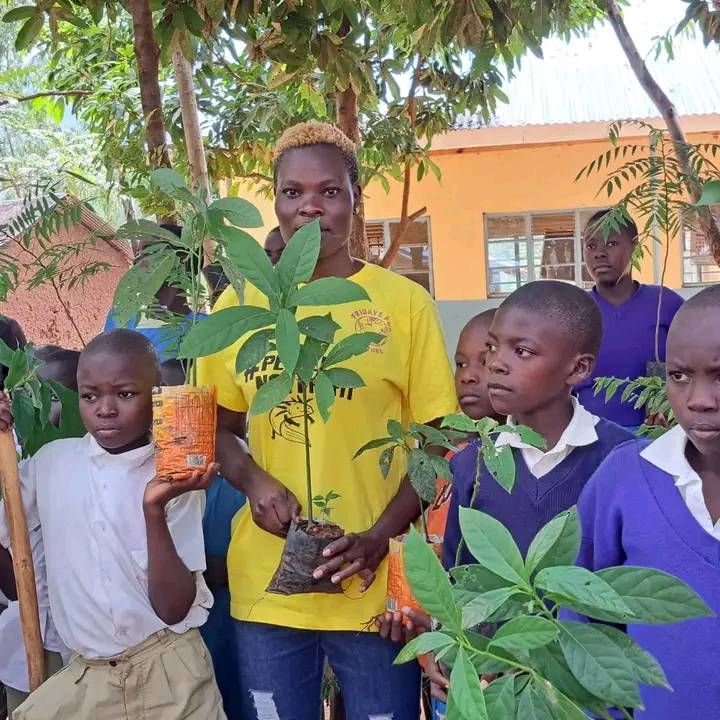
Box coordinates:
[144,462,220,511]
[0,392,13,433]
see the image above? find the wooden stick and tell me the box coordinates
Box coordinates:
[0,431,46,690]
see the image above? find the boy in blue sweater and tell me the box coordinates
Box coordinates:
[575,284,720,720]
[444,280,633,568]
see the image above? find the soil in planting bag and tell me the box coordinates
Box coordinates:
[153,384,217,481]
[267,517,344,595]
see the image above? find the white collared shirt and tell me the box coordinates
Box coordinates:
[0,493,70,691]
[11,434,211,659]
[641,424,720,540]
[495,398,600,479]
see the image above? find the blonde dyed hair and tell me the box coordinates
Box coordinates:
[273,121,360,184]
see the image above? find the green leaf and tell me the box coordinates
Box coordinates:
[450,564,514,593]
[482,444,515,493]
[409,422,451,446]
[489,615,558,652]
[393,631,456,664]
[222,227,281,305]
[448,647,488,720]
[524,510,580,578]
[276,220,321,291]
[15,14,43,50]
[295,337,327,384]
[11,390,35,443]
[297,314,340,343]
[483,675,515,719]
[290,276,370,306]
[461,587,519,628]
[536,682,589,720]
[117,219,187,247]
[558,620,641,708]
[249,372,292,415]
[150,168,188,194]
[404,527,462,632]
[458,507,525,585]
[2,6,38,22]
[593,625,670,689]
[323,332,384,367]
[597,566,713,624]
[179,306,276,358]
[387,419,405,441]
[505,424,547,450]
[535,566,633,619]
[379,446,395,479]
[235,329,274,374]
[5,350,28,388]
[517,683,553,720]
[324,367,364,389]
[275,309,300,376]
[353,436,394,458]
[430,455,452,481]
[314,371,336,422]
[697,180,720,206]
[407,447,438,502]
[0,338,16,368]
[208,196,263,228]
[442,412,480,433]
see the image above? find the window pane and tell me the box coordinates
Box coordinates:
[392,245,429,272]
[389,219,429,246]
[487,215,528,296]
[531,213,575,281]
[683,208,720,285]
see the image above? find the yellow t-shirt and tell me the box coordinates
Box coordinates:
[197,262,457,630]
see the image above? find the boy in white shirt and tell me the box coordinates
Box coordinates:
[0,329,226,720]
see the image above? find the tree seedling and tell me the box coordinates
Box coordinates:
[180,217,382,594]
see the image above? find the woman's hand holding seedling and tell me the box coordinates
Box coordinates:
[144,463,220,511]
[312,529,388,591]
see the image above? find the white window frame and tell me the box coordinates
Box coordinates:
[680,206,720,287]
[484,208,603,298]
[367,216,435,296]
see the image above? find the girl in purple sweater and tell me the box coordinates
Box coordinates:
[577,284,720,719]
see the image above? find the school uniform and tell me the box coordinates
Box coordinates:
[575,284,683,427]
[443,399,633,567]
[7,435,225,720]
[576,426,720,719]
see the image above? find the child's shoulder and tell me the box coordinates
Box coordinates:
[29,435,90,466]
[583,437,650,498]
[594,417,638,446]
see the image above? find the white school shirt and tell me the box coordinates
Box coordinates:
[641,424,720,540]
[494,398,600,478]
[19,434,212,659]
[0,505,70,692]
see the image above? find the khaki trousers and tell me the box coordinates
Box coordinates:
[14,629,226,720]
[5,650,64,718]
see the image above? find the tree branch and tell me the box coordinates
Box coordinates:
[0,91,92,108]
[604,0,720,263]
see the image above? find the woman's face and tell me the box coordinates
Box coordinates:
[274,144,360,260]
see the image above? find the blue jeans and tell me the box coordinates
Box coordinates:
[234,620,421,720]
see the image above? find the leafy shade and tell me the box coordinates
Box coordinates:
[398,507,712,718]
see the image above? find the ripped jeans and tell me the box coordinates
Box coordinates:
[234,620,421,720]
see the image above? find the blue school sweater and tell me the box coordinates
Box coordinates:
[576,441,720,720]
[443,419,633,569]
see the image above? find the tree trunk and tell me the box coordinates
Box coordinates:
[171,48,210,199]
[128,0,171,170]
[335,85,368,260]
[604,0,720,264]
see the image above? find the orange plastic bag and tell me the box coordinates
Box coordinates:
[153,385,217,481]
[386,534,441,612]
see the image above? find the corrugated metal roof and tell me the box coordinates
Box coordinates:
[456,25,720,129]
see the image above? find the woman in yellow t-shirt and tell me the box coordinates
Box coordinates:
[198,121,457,720]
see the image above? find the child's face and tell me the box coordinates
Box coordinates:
[455,319,495,421]
[666,309,720,459]
[485,307,593,420]
[38,359,77,427]
[584,230,634,286]
[77,350,155,453]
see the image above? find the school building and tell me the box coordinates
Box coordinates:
[242,30,720,350]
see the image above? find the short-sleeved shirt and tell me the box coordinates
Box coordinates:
[12,435,211,658]
[575,284,683,426]
[197,262,457,631]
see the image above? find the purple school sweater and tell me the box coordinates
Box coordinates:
[443,419,633,569]
[576,441,720,720]
[575,284,683,426]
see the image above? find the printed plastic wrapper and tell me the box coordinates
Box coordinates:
[386,534,442,612]
[153,385,217,481]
